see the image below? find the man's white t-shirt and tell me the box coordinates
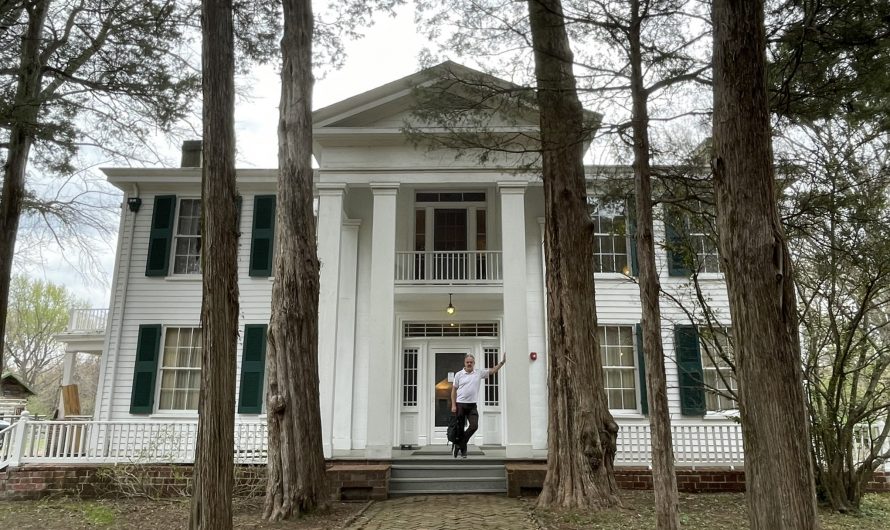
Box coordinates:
[453,368,490,404]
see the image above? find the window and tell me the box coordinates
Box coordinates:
[402,348,418,407]
[589,198,630,274]
[666,201,720,274]
[158,327,202,411]
[599,325,638,410]
[173,199,201,274]
[699,328,737,411]
[484,347,500,406]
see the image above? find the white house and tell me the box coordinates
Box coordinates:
[32,62,744,468]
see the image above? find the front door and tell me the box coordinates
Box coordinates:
[433,352,465,441]
[433,209,468,280]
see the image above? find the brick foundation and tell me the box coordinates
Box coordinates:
[504,463,890,497]
[0,462,391,501]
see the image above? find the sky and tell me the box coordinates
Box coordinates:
[29,4,428,309]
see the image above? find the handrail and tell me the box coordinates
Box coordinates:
[395,250,503,283]
[66,308,109,332]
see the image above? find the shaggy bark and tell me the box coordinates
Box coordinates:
[712,0,819,527]
[263,0,328,520]
[629,0,680,527]
[528,0,619,509]
[0,0,49,375]
[189,0,238,528]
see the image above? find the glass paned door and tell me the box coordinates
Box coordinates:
[433,209,468,280]
[434,352,465,427]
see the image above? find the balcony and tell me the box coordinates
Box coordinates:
[395,251,503,285]
[55,308,109,355]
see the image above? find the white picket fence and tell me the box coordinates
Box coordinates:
[67,308,109,332]
[0,413,267,468]
[395,251,503,283]
[3,414,885,471]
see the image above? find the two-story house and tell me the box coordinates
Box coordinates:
[53,62,742,467]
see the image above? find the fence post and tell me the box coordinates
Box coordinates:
[8,410,30,467]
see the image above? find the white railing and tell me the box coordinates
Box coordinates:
[395,251,503,283]
[67,308,109,333]
[616,423,745,467]
[853,422,889,466]
[0,414,267,468]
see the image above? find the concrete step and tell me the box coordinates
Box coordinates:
[389,476,507,493]
[391,464,506,479]
[389,488,507,497]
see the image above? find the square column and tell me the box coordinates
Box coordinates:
[332,219,361,452]
[316,183,345,458]
[366,183,399,458]
[499,182,533,457]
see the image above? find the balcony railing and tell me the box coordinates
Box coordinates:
[395,251,503,284]
[67,308,109,333]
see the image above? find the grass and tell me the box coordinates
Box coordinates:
[532,490,890,529]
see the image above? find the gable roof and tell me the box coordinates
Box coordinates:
[312,60,600,133]
[1,372,35,396]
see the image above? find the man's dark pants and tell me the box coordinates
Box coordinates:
[456,402,479,454]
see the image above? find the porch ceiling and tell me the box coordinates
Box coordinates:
[394,290,503,312]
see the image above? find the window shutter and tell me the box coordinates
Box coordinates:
[664,205,691,277]
[145,195,177,276]
[636,323,649,415]
[238,324,267,414]
[675,325,706,416]
[130,324,162,414]
[249,195,276,277]
[627,196,639,276]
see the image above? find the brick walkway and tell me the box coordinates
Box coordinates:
[345,495,540,530]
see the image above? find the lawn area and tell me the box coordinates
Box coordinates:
[532,490,890,529]
[0,498,365,529]
[0,491,887,529]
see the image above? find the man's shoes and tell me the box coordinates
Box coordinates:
[460,444,468,458]
[460,451,467,459]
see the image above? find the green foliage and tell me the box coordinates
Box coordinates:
[781,118,890,511]
[769,0,890,131]
[3,275,85,387]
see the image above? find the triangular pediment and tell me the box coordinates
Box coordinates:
[312,61,547,132]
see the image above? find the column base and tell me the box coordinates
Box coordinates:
[506,444,534,458]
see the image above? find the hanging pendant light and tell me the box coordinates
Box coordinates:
[446,293,456,315]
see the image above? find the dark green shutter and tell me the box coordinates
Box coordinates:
[664,205,691,277]
[145,195,177,276]
[249,195,276,277]
[235,194,243,236]
[238,324,267,414]
[675,325,706,416]
[130,324,162,414]
[636,324,649,415]
[627,196,639,276]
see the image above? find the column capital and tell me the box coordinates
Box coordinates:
[370,182,400,195]
[497,182,528,194]
[343,218,362,229]
[317,183,347,196]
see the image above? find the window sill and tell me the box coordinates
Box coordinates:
[703,410,739,420]
[148,412,198,419]
[594,273,635,280]
[164,275,201,281]
[610,411,646,420]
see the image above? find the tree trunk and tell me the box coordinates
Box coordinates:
[189,0,238,528]
[629,1,680,527]
[0,0,49,373]
[527,0,619,510]
[263,0,328,520]
[712,1,819,527]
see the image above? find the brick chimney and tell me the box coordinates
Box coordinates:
[180,140,202,168]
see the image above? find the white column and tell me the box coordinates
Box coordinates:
[499,182,533,457]
[61,350,77,386]
[332,219,360,453]
[316,183,345,458]
[366,183,399,458]
[58,351,78,418]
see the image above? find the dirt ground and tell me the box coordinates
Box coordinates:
[0,491,888,529]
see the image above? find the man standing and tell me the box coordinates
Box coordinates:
[450,352,506,458]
